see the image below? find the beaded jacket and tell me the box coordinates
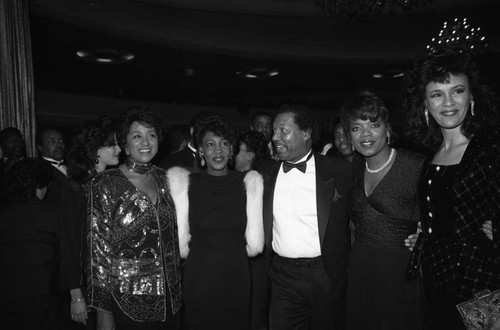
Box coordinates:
[86,167,182,321]
[408,129,500,300]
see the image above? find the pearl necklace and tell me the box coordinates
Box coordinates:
[366,148,396,173]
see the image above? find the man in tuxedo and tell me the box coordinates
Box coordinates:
[36,128,67,205]
[160,111,211,172]
[250,111,276,159]
[263,104,351,329]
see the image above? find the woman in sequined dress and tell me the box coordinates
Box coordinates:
[341,91,425,330]
[405,52,500,329]
[86,106,182,330]
[59,117,121,327]
[169,115,264,330]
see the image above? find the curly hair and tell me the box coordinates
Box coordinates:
[2,158,52,202]
[276,104,321,145]
[235,129,270,169]
[403,51,499,153]
[118,105,164,149]
[194,115,234,148]
[66,117,118,184]
[340,90,389,136]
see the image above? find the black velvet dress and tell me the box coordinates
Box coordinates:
[346,150,424,330]
[183,171,250,330]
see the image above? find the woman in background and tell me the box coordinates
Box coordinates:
[87,106,182,329]
[59,117,121,327]
[234,129,270,173]
[341,90,424,330]
[405,51,500,329]
[234,129,271,330]
[169,115,264,330]
[322,115,354,163]
[0,159,56,329]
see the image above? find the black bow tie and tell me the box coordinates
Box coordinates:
[282,152,313,174]
[48,160,65,167]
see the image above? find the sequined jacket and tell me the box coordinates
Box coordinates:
[409,129,500,300]
[86,167,182,322]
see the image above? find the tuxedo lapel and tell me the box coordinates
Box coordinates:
[263,162,280,247]
[314,153,335,247]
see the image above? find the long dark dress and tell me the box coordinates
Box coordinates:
[346,149,424,330]
[183,171,250,330]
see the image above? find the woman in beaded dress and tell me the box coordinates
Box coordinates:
[341,91,425,330]
[169,115,264,330]
[59,117,121,327]
[86,106,182,330]
[405,52,500,330]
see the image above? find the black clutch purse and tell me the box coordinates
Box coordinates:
[456,289,500,330]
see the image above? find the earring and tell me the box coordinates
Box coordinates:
[351,144,355,151]
[125,149,129,156]
[424,109,429,127]
[200,157,205,167]
[470,101,475,116]
[387,135,391,146]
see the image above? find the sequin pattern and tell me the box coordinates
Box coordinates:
[86,167,182,322]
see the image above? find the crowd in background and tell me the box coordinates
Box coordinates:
[0,50,499,330]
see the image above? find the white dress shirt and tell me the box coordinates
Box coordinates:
[272,151,321,258]
[43,156,67,176]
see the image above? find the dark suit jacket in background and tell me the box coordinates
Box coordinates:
[41,159,68,206]
[262,152,352,326]
[159,145,199,172]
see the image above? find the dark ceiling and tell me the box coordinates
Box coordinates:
[29,0,500,122]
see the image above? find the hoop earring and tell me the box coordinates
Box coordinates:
[424,109,429,127]
[470,101,475,116]
[200,157,205,167]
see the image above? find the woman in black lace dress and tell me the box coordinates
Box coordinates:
[404,52,500,330]
[341,91,424,330]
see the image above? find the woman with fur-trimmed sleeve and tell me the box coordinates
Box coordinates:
[168,115,264,330]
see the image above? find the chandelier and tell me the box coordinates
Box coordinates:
[314,0,434,18]
[426,18,487,55]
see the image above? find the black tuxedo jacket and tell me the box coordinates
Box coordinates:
[159,145,199,172]
[262,152,352,325]
[41,159,67,206]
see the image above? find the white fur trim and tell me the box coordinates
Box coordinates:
[244,170,265,257]
[167,167,190,259]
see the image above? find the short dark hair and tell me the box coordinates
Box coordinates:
[118,105,164,149]
[276,104,320,145]
[236,129,270,169]
[251,111,273,123]
[0,127,23,146]
[340,90,389,135]
[67,116,118,184]
[2,158,52,202]
[195,115,234,148]
[404,51,498,152]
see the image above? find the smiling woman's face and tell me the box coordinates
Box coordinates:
[424,73,473,131]
[125,121,158,164]
[199,131,231,176]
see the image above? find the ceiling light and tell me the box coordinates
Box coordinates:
[372,73,383,79]
[76,48,135,64]
[236,68,279,79]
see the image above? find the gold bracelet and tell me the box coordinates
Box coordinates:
[71,296,84,304]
